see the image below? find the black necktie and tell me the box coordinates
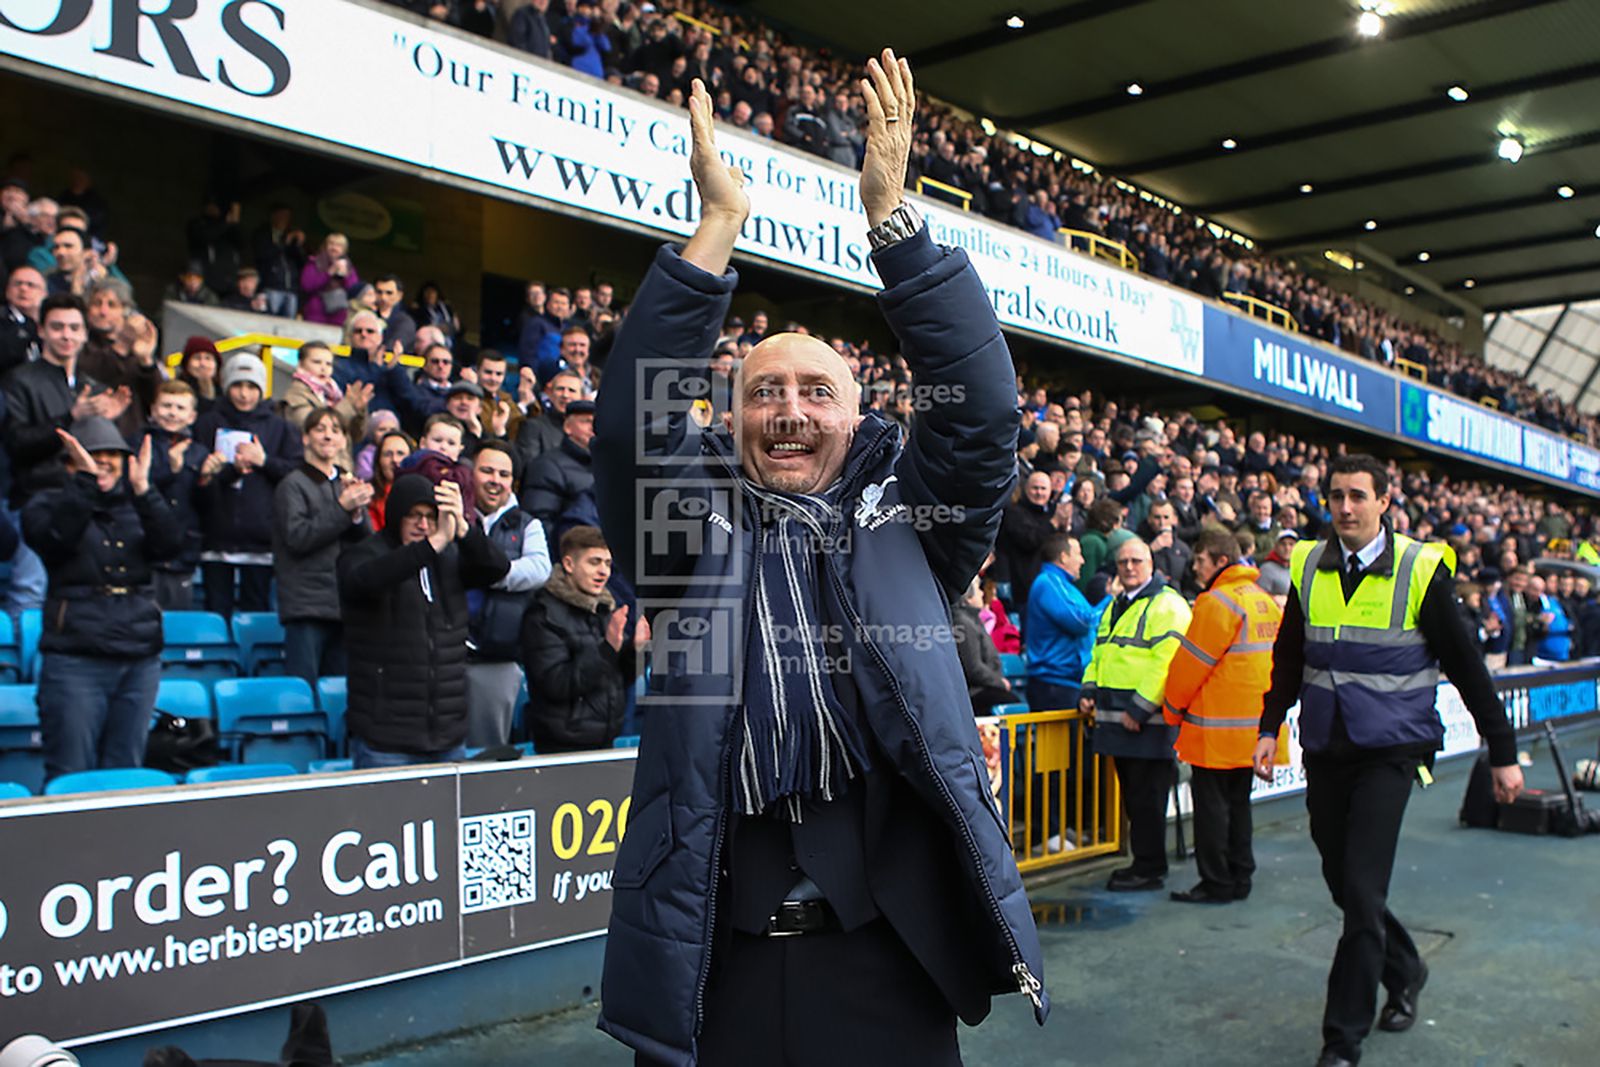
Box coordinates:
[1343,553,1362,598]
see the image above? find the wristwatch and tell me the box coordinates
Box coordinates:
[867,202,924,251]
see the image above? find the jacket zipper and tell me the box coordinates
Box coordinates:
[692,452,760,1039]
[823,557,1040,1007]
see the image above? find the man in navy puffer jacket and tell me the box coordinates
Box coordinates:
[593,54,1046,1067]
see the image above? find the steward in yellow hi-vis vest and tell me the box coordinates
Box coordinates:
[1287,530,1451,752]
[1080,538,1190,890]
[1255,455,1522,1064]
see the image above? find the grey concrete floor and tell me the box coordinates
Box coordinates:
[359,738,1600,1066]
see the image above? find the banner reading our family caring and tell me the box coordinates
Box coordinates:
[0,755,635,1046]
[0,0,1204,378]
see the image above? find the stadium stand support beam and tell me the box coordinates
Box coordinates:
[1523,305,1570,377]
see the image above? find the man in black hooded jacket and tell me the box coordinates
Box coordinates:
[337,473,508,768]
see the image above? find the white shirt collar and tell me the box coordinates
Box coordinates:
[480,500,517,532]
[1344,529,1386,570]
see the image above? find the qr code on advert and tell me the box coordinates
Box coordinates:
[460,810,537,913]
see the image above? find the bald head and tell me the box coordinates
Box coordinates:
[732,332,862,493]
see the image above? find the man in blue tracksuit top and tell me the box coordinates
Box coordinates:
[592,53,1046,1067]
[1025,532,1107,713]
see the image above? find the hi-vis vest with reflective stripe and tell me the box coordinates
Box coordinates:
[1162,563,1282,769]
[1289,532,1453,753]
[1083,583,1191,726]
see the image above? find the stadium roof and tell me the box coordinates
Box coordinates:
[738,0,1600,314]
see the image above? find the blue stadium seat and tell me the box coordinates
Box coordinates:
[0,613,20,683]
[999,653,1028,682]
[214,677,327,771]
[0,781,31,800]
[45,768,177,795]
[995,581,1013,607]
[0,684,43,794]
[993,702,1030,717]
[315,676,347,755]
[1008,612,1023,632]
[308,758,353,774]
[232,612,287,675]
[613,735,641,748]
[19,608,40,681]
[160,612,242,680]
[155,679,213,722]
[185,763,299,784]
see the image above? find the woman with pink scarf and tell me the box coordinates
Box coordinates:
[279,340,372,470]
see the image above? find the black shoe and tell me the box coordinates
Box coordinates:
[1170,884,1233,904]
[1377,960,1429,1033]
[1315,1050,1358,1067]
[1233,882,1252,901]
[1106,869,1165,892]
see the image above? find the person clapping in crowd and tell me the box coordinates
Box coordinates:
[193,354,300,615]
[24,419,179,781]
[519,525,643,754]
[272,408,372,685]
[143,380,206,609]
[465,441,551,747]
[337,475,508,769]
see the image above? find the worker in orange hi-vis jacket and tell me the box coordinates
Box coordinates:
[1162,526,1283,905]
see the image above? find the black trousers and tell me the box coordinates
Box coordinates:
[201,562,273,616]
[1189,766,1256,895]
[1304,753,1424,1059]
[1113,756,1175,876]
[638,918,960,1067]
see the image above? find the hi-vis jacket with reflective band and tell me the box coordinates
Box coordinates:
[1162,563,1281,769]
[1082,580,1191,726]
[1289,531,1454,753]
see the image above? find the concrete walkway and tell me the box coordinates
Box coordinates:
[359,734,1600,1066]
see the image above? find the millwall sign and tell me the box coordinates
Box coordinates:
[1202,308,1396,434]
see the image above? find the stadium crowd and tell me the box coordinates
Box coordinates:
[376,0,1599,445]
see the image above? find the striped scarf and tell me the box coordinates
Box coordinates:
[735,477,872,821]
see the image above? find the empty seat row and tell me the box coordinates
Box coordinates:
[0,610,289,684]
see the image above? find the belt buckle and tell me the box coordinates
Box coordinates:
[765,900,815,938]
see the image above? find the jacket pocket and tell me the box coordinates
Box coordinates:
[611,791,673,890]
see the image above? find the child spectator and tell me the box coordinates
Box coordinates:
[397,412,475,514]
[280,340,372,471]
[143,380,205,609]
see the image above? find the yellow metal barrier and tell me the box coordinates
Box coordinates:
[1393,356,1426,381]
[1480,396,1500,410]
[916,176,972,211]
[672,11,721,35]
[1221,292,1299,333]
[164,333,422,398]
[988,709,1122,875]
[1057,229,1139,271]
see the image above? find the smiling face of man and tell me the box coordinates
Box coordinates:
[733,334,860,494]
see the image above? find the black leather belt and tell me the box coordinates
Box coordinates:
[762,899,841,938]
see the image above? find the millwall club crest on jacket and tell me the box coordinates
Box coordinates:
[856,474,907,529]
